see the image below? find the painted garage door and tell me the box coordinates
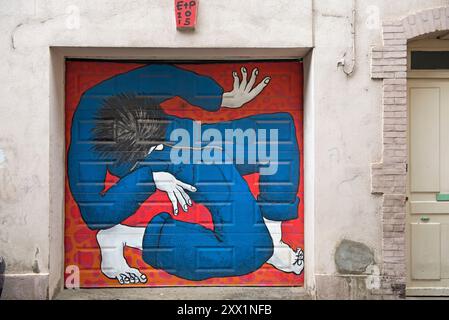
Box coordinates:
[64,60,304,287]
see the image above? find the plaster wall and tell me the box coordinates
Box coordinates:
[1,0,449,299]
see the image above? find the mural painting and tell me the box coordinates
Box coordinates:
[65,61,304,287]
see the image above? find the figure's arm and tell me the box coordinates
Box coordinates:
[83,64,271,111]
[68,148,197,229]
[83,64,224,112]
[68,150,157,230]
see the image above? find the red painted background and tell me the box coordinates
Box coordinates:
[64,60,304,287]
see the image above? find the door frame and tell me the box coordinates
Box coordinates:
[49,47,315,298]
[369,6,449,298]
[405,39,449,296]
[406,77,449,296]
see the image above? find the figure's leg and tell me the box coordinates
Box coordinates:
[203,114,303,275]
[96,224,148,284]
[141,163,274,281]
[202,113,300,221]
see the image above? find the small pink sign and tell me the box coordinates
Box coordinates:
[175,0,198,30]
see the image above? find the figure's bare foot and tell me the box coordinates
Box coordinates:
[267,241,304,275]
[96,225,147,285]
[101,261,147,285]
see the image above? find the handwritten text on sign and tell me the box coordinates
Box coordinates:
[175,0,198,30]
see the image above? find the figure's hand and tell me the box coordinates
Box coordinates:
[153,172,196,215]
[221,67,271,109]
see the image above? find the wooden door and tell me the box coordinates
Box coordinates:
[407,79,449,295]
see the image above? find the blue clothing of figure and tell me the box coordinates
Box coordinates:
[68,64,300,281]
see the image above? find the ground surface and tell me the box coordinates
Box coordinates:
[55,287,311,300]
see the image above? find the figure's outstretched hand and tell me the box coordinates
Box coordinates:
[153,172,196,215]
[221,67,271,109]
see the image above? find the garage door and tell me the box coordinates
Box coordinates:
[64,60,304,287]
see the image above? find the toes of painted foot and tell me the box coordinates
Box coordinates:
[120,274,130,284]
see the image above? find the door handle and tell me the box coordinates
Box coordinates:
[420,216,430,223]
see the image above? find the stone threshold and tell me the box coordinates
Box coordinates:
[55,287,311,300]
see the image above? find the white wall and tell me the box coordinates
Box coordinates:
[1,0,449,299]
[0,0,313,299]
[310,0,449,298]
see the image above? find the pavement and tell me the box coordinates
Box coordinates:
[54,287,311,300]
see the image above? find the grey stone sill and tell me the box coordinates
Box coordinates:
[54,287,311,300]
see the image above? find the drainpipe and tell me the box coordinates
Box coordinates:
[0,256,5,298]
[337,0,357,76]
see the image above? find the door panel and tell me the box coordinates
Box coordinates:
[411,223,441,280]
[410,87,440,192]
[411,202,449,214]
[64,60,304,288]
[407,79,449,292]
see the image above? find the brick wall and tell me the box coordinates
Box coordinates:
[370,6,449,297]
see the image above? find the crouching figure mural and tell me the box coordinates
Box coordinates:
[67,64,304,285]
